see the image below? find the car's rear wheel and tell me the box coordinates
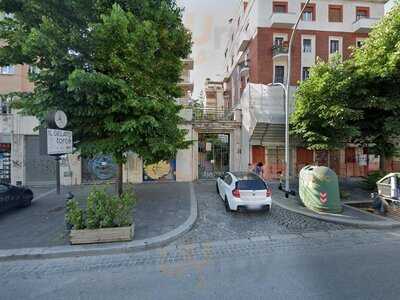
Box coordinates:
[225,197,232,212]
[216,182,220,195]
[20,192,33,208]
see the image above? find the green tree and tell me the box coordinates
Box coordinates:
[291,56,362,151]
[352,3,400,170]
[291,4,400,171]
[0,1,192,195]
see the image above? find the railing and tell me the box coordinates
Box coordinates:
[353,16,380,24]
[193,108,235,122]
[272,44,289,57]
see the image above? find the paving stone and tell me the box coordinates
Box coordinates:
[173,181,346,246]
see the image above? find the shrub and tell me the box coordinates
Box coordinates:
[65,200,85,230]
[360,171,386,191]
[66,189,136,230]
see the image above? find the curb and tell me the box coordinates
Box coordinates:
[0,183,198,262]
[32,189,57,203]
[274,197,400,229]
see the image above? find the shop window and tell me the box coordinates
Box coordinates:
[345,148,356,163]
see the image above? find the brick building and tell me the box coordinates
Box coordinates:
[223,0,398,179]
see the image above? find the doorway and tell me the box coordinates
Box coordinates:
[198,133,230,179]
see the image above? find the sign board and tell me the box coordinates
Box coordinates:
[40,128,73,155]
[206,142,212,152]
[357,154,368,166]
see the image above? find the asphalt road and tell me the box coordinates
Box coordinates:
[2,229,400,300]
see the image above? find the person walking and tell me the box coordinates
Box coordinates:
[254,162,264,178]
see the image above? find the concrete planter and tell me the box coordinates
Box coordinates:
[69,223,135,245]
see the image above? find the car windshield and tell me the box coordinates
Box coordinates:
[236,180,266,190]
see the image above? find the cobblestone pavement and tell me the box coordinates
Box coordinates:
[174,181,346,245]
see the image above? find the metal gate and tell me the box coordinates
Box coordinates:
[24,135,56,186]
[0,143,11,184]
[198,133,230,179]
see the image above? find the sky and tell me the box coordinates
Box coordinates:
[178,0,397,99]
[177,0,238,99]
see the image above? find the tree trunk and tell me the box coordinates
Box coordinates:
[116,162,123,197]
[379,154,386,174]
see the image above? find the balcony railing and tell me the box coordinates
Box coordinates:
[193,108,235,122]
[352,17,380,33]
[272,44,289,57]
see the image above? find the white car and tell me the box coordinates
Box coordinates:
[216,172,272,212]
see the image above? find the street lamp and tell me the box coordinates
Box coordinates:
[269,0,312,198]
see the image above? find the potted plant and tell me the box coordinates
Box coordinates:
[66,189,136,245]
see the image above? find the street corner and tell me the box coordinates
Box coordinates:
[0,182,198,261]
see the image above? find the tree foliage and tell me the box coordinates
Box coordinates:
[291,56,362,150]
[0,1,192,193]
[291,4,400,165]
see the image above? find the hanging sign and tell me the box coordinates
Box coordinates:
[40,128,73,155]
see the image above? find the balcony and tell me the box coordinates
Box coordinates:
[270,13,297,28]
[182,58,194,70]
[193,108,235,122]
[178,81,194,93]
[238,39,250,52]
[272,44,289,59]
[238,61,250,76]
[352,17,380,33]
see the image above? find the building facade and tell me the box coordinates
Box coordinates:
[0,58,197,186]
[223,0,398,179]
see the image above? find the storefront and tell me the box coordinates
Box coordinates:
[0,143,11,184]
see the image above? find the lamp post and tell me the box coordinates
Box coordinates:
[270,0,312,198]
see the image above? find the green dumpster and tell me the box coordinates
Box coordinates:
[299,166,342,214]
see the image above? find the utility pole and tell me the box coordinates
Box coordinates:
[270,0,312,198]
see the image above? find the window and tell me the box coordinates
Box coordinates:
[0,184,9,193]
[302,67,310,81]
[356,39,365,48]
[28,65,40,75]
[330,39,340,54]
[273,2,288,13]
[356,7,370,21]
[303,39,312,53]
[0,65,15,75]
[236,180,266,190]
[275,37,284,46]
[302,3,316,21]
[224,174,232,185]
[274,66,285,84]
[0,100,11,114]
[329,5,343,22]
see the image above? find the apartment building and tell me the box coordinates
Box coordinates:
[0,58,196,186]
[223,0,397,179]
[204,79,225,110]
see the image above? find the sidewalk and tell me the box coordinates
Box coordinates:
[270,182,400,228]
[0,182,192,250]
